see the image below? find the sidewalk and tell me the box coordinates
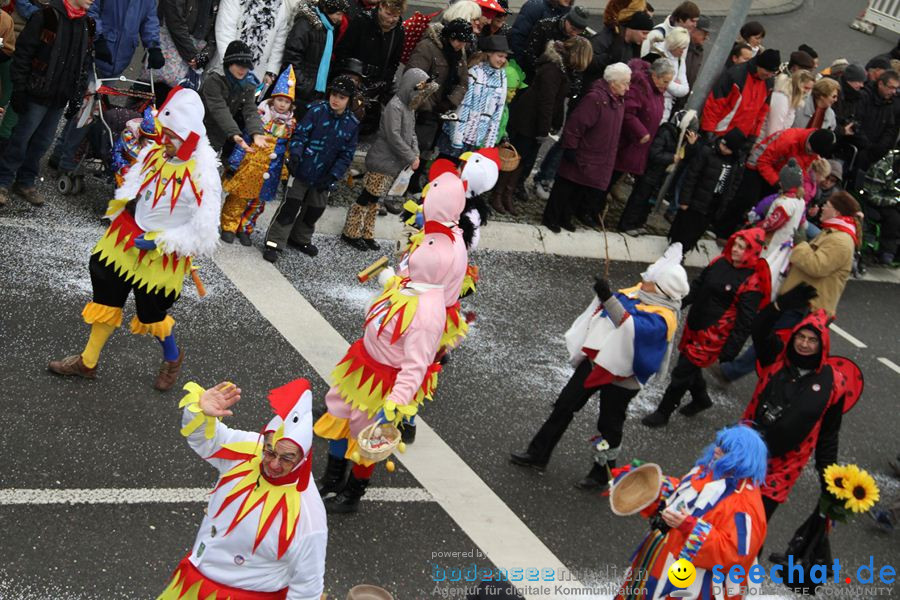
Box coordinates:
[314,205,900,284]
[409,0,804,17]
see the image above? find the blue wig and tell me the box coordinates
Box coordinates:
[694,425,768,485]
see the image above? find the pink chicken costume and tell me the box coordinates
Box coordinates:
[313,221,458,513]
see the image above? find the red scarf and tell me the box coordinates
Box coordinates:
[821,216,858,245]
[62,0,87,18]
[807,105,826,129]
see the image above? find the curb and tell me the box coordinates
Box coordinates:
[314,206,900,284]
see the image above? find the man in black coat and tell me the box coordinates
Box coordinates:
[0,0,93,207]
[853,70,899,182]
[336,0,405,107]
[518,7,587,80]
[283,0,350,110]
[582,10,653,92]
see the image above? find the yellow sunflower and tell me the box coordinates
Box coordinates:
[824,464,859,500]
[843,469,880,513]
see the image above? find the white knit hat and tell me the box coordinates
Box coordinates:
[641,243,690,301]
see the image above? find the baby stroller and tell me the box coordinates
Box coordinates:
[57,68,155,195]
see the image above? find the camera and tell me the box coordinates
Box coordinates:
[757,400,784,428]
[649,513,671,534]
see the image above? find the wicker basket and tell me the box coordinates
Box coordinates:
[498,142,520,172]
[356,422,401,462]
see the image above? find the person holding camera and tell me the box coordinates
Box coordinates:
[742,283,863,521]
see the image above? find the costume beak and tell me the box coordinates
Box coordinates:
[459,151,473,161]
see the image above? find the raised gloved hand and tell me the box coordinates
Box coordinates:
[775,282,818,312]
[593,276,613,302]
[93,37,113,63]
[133,233,157,251]
[147,47,166,69]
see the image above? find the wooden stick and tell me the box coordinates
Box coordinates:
[190,267,207,297]
[598,205,611,278]
[357,256,389,283]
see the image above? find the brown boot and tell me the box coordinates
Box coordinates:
[154,352,184,391]
[48,354,97,379]
[13,184,44,206]
[501,186,518,216]
[490,189,507,214]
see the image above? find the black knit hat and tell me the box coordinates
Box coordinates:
[620,11,654,31]
[223,40,254,69]
[443,18,476,43]
[721,128,747,152]
[798,43,818,59]
[327,74,358,98]
[755,48,781,71]
[843,63,867,83]
[319,0,349,15]
[807,129,836,156]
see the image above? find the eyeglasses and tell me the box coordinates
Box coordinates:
[262,447,300,467]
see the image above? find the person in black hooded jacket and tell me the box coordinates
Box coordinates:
[336,0,405,102]
[617,109,698,234]
[282,0,349,111]
[668,128,746,253]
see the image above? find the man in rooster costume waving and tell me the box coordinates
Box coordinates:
[47,87,222,391]
[158,379,327,600]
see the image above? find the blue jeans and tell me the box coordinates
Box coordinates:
[720,309,807,381]
[535,140,562,183]
[0,102,65,188]
[806,221,821,240]
[50,117,92,172]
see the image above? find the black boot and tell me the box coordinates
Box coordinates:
[509,449,549,472]
[679,395,713,417]
[574,461,611,491]
[641,409,672,428]
[642,388,680,428]
[400,422,416,445]
[317,454,349,498]
[324,473,370,514]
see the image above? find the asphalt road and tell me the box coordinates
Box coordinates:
[0,158,898,599]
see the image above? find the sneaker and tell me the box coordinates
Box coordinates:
[262,248,279,263]
[13,184,44,206]
[534,179,552,201]
[383,197,404,215]
[0,186,9,206]
[236,232,252,246]
[220,231,235,243]
[154,352,184,392]
[48,354,97,379]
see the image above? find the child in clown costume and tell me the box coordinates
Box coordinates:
[48,87,222,392]
[158,379,326,599]
[613,424,768,600]
[314,219,460,514]
[220,66,297,246]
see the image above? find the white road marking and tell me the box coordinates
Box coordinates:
[828,323,868,349]
[0,487,433,505]
[212,244,585,599]
[877,357,900,375]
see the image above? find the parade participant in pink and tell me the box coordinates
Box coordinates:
[313,224,457,514]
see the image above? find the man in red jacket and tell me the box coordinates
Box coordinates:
[701,48,780,140]
[714,127,836,238]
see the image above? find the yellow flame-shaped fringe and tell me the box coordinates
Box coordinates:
[157,571,219,600]
[93,227,191,297]
[215,445,301,546]
[366,286,419,344]
[312,413,375,466]
[330,359,439,422]
[140,147,197,210]
[178,382,218,440]
[130,314,175,339]
[81,302,123,328]
[440,307,468,351]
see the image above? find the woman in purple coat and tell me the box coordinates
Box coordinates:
[542,62,632,233]
[611,57,673,201]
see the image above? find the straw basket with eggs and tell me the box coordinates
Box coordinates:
[356,422,402,463]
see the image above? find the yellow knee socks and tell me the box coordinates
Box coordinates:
[81,322,116,368]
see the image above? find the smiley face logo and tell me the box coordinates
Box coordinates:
[667,558,696,588]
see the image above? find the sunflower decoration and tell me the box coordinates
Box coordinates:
[824,464,859,500]
[819,463,880,520]
[843,469,880,514]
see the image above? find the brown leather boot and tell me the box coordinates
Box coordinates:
[501,187,518,216]
[154,352,184,391]
[490,189,507,214]
[48,354,97,379]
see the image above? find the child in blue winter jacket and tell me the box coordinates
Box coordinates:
[263,75,360,263]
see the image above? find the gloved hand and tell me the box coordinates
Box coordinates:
[287,151,302,176]
[93,37,113,64]
[775,282,818,312]
[9,91,27,114]
[316,176,337,193]
[133,234,157,251]
[593,276,613,302]
[562,148,578,163]
[147,47,166,69]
